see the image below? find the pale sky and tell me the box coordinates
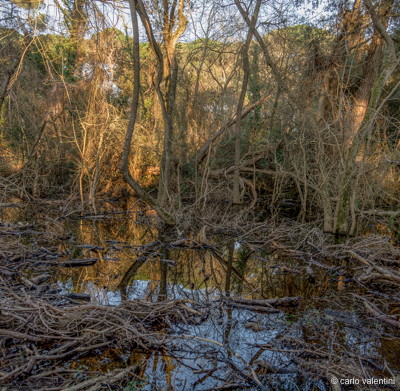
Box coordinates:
[2,0,329,41]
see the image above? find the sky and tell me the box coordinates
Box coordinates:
[1,0,330,42]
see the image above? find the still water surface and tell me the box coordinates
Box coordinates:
[2,205,399,390]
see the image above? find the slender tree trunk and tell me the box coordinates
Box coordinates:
[225,240,235,296]
[232,65,248,203]
[232,2,260,204]
[121,0,175,226]
[0,72,13,112]
[158,58,179,205]
[136,0,187,208]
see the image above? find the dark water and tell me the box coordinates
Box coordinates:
[2,204,399,390]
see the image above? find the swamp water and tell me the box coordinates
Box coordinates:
[2,205,399,390]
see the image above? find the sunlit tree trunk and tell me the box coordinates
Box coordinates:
[121,0,176,226]
[334,0,397,234]
[135,0,187,208]
[232,0,260,204]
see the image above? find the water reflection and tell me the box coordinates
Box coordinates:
[8,208,397,389]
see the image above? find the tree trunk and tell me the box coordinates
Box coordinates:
[334,0,398,234]
[121,0,175,226]
[232,0,260,204]
[136,0,187,208]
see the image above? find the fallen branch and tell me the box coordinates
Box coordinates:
[61,365,143,391]
[354,295,400,328]
[348,250,400,284]
[0,279,203,388]
[225,301,280,313]
[223,296,301,307]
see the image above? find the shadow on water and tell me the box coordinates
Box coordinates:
[3,205,399,390]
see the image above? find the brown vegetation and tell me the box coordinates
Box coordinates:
[0,0,398,236]
[1,0,400,388]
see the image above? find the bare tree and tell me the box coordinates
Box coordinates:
[232,0,261,204]
[135,0,188,207]
[121,0,176,225]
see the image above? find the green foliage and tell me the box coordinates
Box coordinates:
[0,97,8,125]
[122,378,145,390]
[270,24,330,44]
[10,0,44,10]
[186,38,225,51]
[389,213,400,245]
[92,27,126,42]
[29,34,77,81]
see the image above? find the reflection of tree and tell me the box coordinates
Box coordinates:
[225,240,235,296]
[223,307,233,360]
[232,243,252,295]
[127,346,177,391]
[158,247,169,301]
[148,350,175,391]
[58,215,158,294]
[118,255,148,301]
[117,234,172,302]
